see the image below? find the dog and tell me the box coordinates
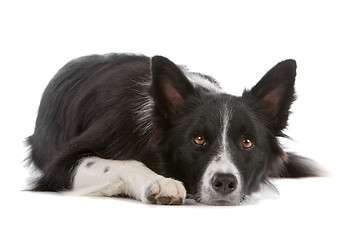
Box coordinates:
[27,53,321,205]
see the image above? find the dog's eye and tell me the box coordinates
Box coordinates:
[241,138,253,149]
[193,135,206,145]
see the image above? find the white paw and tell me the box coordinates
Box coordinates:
[143,177,186,205]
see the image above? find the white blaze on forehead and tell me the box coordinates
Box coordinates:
[214,105,239,177]
[220,106,231,152]
[199,104,243,204]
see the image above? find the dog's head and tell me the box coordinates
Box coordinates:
[150,56,296,205]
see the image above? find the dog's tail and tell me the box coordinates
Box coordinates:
[278,152,328,178]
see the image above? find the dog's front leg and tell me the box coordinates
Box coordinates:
[70,157,186,205]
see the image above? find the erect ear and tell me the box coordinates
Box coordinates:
[249,59,297,135]
[150,56,196,123]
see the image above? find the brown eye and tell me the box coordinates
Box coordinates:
[241,138,253,149]
[194,135,206,145]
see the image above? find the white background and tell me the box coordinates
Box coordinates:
[1,0,359,239]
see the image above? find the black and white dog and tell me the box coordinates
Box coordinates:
[28,54,321,205]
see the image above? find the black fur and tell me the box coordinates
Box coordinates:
[27,53,321,200]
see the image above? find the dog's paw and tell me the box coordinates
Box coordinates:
[143,177,186,205]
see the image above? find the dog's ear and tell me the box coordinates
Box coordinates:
[249,60,297,135]
[150,56,196,123]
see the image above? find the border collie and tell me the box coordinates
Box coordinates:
[27,54,321,205]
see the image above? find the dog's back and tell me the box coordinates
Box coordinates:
[28,54,157,187]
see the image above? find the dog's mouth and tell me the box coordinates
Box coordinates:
[188,193,246,206]
[204,199,240,206]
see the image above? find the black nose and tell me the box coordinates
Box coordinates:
[212,173,238,195]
